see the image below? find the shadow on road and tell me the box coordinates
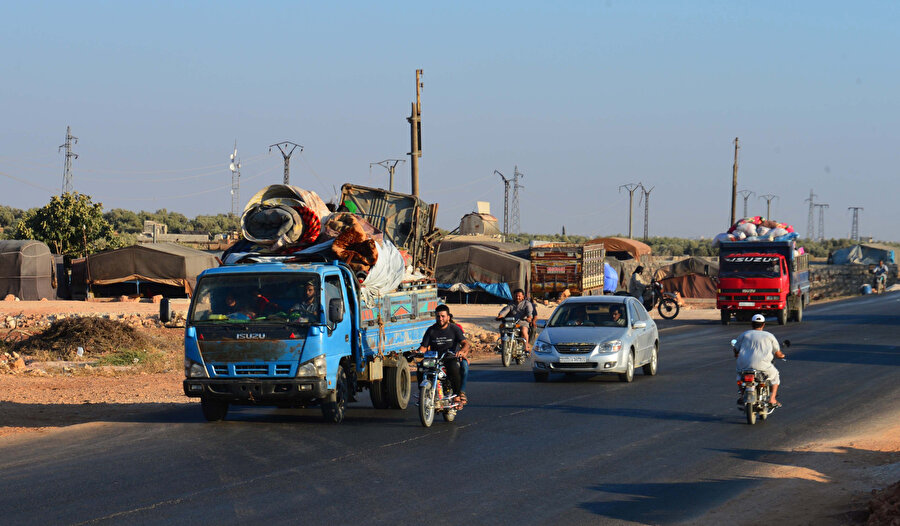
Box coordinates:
[787,342,900,367]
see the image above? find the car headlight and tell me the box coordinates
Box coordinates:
[599,340,623,353]
[296,354,327,377]
[184,358,207,378]
[533,341,552,354]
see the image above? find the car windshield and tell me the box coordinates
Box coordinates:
[547,302,628,327]
[720,256,781,278]
[189,273,320,324]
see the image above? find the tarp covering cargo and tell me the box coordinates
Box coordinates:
[829,243,896,265]
[587,237,651,260]
[0,240,60,300]
[85,243,219,294]
[435,245,529,299]
[653,257,719,299]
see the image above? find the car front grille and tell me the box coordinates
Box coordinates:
[555,343,596,354]
[552,362,598,369]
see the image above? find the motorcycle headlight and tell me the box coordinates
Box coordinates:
[599,340,623,353]
[533,341,552,354]
[184,358,207,378]
[296,354,327,378]
[421,358,437,368]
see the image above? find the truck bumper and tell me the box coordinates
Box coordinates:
[183,378,329,403]
[717,301,784,311]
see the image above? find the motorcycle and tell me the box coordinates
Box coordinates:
[644,279,680,320]
[498,316,528,367]
[416,349,462,428]
[873,273,887,294]
[734,338,790,425]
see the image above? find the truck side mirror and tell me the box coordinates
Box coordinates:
[328,298,344,324]
[536,319,547,328]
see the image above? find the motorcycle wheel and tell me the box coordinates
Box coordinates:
[442,408,457,422]
[418,384,435,428]
[501,339,513,367]
[514,341,524,365]
[745,403,757,425]
[759,386,769,421]
[657,298,679,319]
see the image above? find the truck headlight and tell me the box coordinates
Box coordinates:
[599,340,623,353]
[765,295,779,301]
[184,358,207,378]
[533,341,552,354]
[296,354,327,378]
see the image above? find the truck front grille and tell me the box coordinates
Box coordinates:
[210,363,294,377]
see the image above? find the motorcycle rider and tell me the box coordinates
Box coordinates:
[496,288,534,351]
[417,304,471,406]
[733,313,786,406]
[872,260,889,292]
[629,266,650,304]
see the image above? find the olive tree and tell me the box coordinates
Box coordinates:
[14,193,124,257]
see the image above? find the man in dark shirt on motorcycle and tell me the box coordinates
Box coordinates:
[417,304,471,406]
[496,288,534,351]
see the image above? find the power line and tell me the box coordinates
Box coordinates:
[268,141,303,185]
[805,189,817,239]
[639,184,654,240]
[0,170,57,193]
[58,125,78,194]
[511,165,524,235]
[619,182,641,239]
[495,169,511,239]
[848,206,863,242]
[738,189,754,218]
[759,194,778,219]
[814,203,829,241]
[370,159,405,192]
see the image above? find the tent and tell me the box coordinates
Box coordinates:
[79,243,219,297]
[587,237,652,261]
[829,243,895,265]
[0,240,62,301]
[435,245,530,302]
[652,257,719,299]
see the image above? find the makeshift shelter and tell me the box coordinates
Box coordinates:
[829,243,896,265]
[78,243,219,298]
[652,257,719,299]
[435,245,530,302]
[0,240,62,300]
[587,237,652,261]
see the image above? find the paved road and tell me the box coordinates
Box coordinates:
[1,293,898,525]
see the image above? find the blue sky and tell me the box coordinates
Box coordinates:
[1,1,898,241]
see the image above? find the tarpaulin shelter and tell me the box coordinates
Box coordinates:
[652,257,719,299]
[435,245,530,302]
[587,237,652,261]
[80,243,219,297]
[0,240,61,300]
[829,243,896,265]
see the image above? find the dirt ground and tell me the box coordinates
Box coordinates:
[1,299,898,524]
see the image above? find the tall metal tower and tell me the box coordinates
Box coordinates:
[511,165,524,234]
[58,125,78,194]
[639,184,654,240]
[759,194,778,219]
[814,203,829,241]
[805,189,817,239]
[738,189,754,218]
[619,183,641,239]
[495,170,511,238]
[268,141,303,185]
[229,141,241,217]
[848,206,863,242]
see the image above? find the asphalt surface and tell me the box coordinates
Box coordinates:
[1,293,898,525]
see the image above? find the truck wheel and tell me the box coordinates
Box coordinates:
[386,356,411,410]
[777,305,788,325]
[720,310,730,326]
[321,366,348,424]
[200,397,228,422]
[369,379,389,409]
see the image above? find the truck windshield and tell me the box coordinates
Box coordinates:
[190,273,321,324]
[720,257,781,278]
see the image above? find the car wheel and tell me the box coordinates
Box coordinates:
[642,342,658,376]
[619,351,634,383]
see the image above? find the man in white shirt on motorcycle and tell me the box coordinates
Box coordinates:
[733,313,786,406]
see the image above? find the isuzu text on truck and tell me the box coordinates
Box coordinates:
[717,240,810,325]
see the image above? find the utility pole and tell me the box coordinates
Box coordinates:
[814,203,830,241]
[738,189,754,218]
[639,184,654,240]
[229,141,241,217]
[848,206,863,242]
[59,125,78,194]
[805,189,817,240]
[495,170,511,239]
[619,183,641,239]
[730,137,739,226]
[759,194,778,219]
[407,69,423,196]
[370,159,405,192]
[511,165,524,234]
[268,141,303,185]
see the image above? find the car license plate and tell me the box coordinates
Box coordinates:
[558,355,587,363]
[738,302,755,307]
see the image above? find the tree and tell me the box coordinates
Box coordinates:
[14,193,123,257]
[104,208,143,234]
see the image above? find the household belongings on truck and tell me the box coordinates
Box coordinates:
[435,244,529,303]
[0,240,65,301]
[652,256,719,299]
[586,237,652,262]
[828,243,895,265]
[712,217,802,252]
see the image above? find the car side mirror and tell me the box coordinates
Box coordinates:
[632,321,647,329]
[536,319,547,328]
[328,298,344,324]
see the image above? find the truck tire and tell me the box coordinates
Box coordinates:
[321,366,348,424]
[159,297,172,323]
[776,305,788,325]
[385,356,411,410]
[791,301,803,323]
[720,310,730,326]
[200,397,228,422]
[369,379,389,409]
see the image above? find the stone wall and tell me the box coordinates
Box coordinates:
[809,264,896,300]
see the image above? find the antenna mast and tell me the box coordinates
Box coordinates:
[229,141,242,217]
[59,125,78,194]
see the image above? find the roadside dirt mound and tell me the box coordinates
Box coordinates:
[10,318,152,360]
[867,479,900,525]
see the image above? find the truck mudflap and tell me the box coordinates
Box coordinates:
[183,378,329,402]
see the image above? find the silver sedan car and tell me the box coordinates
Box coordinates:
[532,296,659,382]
